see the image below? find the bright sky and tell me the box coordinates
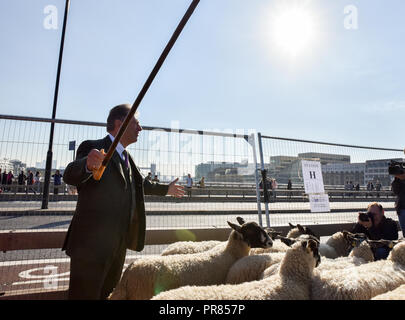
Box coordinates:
[0,0,404,150]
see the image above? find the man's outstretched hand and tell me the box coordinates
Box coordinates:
[167,178,185,198]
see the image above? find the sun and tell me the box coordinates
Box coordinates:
[272,6,317,58]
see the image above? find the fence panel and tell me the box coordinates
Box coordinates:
[0,115,259,296]
[257,134,404,228]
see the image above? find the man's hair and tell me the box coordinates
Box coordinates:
[367,202,383,212]
[106,104,131,132]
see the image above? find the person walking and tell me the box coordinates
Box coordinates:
[62,104,184,300]
[392,172,405,238]
[186,173,193,197]
[52,170,62,195]
[34,171,41,194]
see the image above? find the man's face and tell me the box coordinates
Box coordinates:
[117,115,142,146]
[368,205,383,226]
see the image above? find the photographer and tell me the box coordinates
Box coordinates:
[392,172,405,237]
[352,202,398,260]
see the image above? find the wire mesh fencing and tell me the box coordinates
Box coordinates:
[0,115,260,296]
[257,133,404,229]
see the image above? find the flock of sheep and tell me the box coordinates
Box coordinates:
[108,218,405,300]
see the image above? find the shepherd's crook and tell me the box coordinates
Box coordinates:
[93,0,200,180]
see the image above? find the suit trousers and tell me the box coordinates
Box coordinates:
[67,237,127,300]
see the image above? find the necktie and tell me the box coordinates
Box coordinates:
[122,150,129,169]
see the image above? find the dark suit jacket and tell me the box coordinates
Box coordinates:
[62,135,168,262]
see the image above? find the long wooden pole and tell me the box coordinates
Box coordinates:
[93,0,200,180]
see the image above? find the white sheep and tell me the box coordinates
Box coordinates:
[371,284,405,300]
[318,231,353,259]
[160,217,278,256]
[161,240,222,256]
[108,218,273,300]
[152,238,321,300]
[259,232,373,279]
[311,240,405,300]
[225,251,285,284]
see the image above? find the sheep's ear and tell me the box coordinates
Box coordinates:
[228,221,242,233]
[297,224,305,233]
[288,222,296,229]
[307,239,318,251]
[279,236,297,247]
[236,217,245,226]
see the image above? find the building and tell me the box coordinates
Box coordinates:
[297,153,350,165]
[322,162,365,186]
[365,158,404,186]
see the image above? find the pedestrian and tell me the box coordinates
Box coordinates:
[392,172,405,238]
[6,171,14,192]
[198,176,205,188]
[271,178,278,200]
[186,173,193,197]
[1,170,7,191]
[34,171,41,194]
[152,175,160,182]
[26,170,35,194]
[146,172,152,181]
[18,171,26,193]
[375,180,382,198]
[287,179,292,199]
[62,104,185,300]
[52,170,62,195]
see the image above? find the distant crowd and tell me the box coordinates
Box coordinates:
[0,168,63,194]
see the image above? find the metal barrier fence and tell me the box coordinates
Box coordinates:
[0,114,404,298]
[0,115,261,297]
[257,133,404,228]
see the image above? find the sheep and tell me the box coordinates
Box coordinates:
[152,238,321,300]
[224,225,321,284]
[249,223,319,255]
[160,217,279,256]
[286,223,319,240]
[161,240,223,256]
[311,240,405,300]
[108,217,273,300]
[259,232,373,279]
[371,284,405,300]
[225,251,285,284]
[317,231,355,259]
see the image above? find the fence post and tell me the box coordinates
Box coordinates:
[257,132,270,228]
[247,133,263,227]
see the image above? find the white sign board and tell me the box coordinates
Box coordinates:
[309,194,331,213]
[301,160,325,194]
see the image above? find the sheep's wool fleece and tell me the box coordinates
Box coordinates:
[161,241,223,256]
[312,242,405,300]
[153,242,315,300]
[250,241,289,254]
[109,231,250,300]
[319,232,349,258]
[372,284,405,300]
[226,252,285,284]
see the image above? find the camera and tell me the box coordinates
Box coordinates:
[388,160,405,175]
[358,212,371,222]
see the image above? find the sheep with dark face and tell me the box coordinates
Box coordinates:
[161,217,281,256]
[152,239,321,300]
[250,223,319,255]
[108,218,273,300]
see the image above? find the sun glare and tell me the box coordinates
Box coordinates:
[272,6,316,58]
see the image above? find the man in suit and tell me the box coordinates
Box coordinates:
[62,104,184,299]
